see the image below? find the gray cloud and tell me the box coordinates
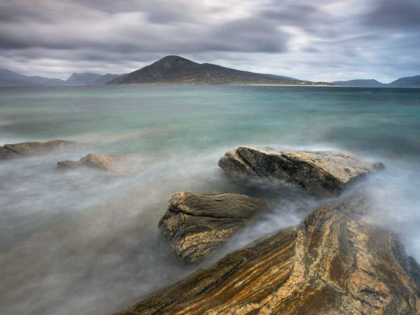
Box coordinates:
[366,0,420,31]
[0,0,418,81]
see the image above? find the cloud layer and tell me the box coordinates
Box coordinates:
[0,0,419,82]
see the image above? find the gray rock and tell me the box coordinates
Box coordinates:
[57,153,122,172]
[218,146,384,197]
[158,192,267,264]
[0,140,73,160]
[0,147,20,160]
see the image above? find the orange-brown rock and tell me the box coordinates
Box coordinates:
[116,195,420,315]
[0,140,73,160]
[57,153,122,172]
[159,192,267,264]
[218,146,384,197]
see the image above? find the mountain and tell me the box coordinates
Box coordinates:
[65,73,104,85]
[92,73,126,85]
[0,69,67,86]
[332,75,420,88]
[0,69,124,86]
[108,55,327,85]
[65,72,125,85]
[389,75,420,87]
[331,79,385,87]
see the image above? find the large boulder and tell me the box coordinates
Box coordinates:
[116,195,420,315]
[57,153,122,172]
[158,192,267,264]
[0,140,73,160]
[219,146,384,197]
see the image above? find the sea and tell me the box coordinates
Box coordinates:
[0,85,419,314]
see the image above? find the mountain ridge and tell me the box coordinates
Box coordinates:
[0,69,124,86]
[1,60,419,87]
[108,55,326,85]
[332,75,420,88]
[331,79,385,87]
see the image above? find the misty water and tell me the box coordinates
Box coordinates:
[1,85,419,315]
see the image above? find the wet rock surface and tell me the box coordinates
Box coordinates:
[116,194,420,315]
[0,140,73,160]
[158,192,267,264]
[218,146,384,197]
[57,153,122,172]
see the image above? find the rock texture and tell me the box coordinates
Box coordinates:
[158,192,267,264]
[116,195,420,315]
[218,146,384,197]
[0,140,73,160]
[57,153,121,172]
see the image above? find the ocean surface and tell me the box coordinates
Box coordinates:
[0,85,419,315]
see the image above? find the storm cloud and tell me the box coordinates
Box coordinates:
[0,0,418,82]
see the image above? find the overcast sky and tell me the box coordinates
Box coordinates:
[0,0,419,82]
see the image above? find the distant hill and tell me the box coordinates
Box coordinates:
[65,72,124,85]
[0,69,124,86]
[331,79,385,87]
[0,69,67,86]
[2,62,418,88]
[108,56,328,86]
[332,75,420,88]
[92,73,126,85]
[66,73,102,85]
[389,75,420,87]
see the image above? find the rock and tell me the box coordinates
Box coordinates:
[115,195,420,315]
[158,192,267,264]
[0,140,73,160]
[57,153,121,172]
[219,146,383,197]
[0,147,20,160]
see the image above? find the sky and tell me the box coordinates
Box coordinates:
[0,0,419,83]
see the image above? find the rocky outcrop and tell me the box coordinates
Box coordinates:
[0,147,20,160]
[116,195,420,315]
[218,146,384,197]
[158,192,267,264]
[57,153,121,172]
[0,140,73,160]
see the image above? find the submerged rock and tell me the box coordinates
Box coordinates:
[57,153,122,172]
[158,192,267,264]
[116,194,420,315]
[218,146,384,197]
[0,140,73,160]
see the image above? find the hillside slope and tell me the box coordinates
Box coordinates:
[332,79,385,87]
[108,56,325,85]
[389,75,420,87]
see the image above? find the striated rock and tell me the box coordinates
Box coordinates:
[0,140,73,160]
[116,195,420,315]
[158,192,267,264]
[57,153,121,172]
[218,146,384,197]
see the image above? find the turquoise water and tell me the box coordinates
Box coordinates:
[1,86,419,156]
[0,86,419,315]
